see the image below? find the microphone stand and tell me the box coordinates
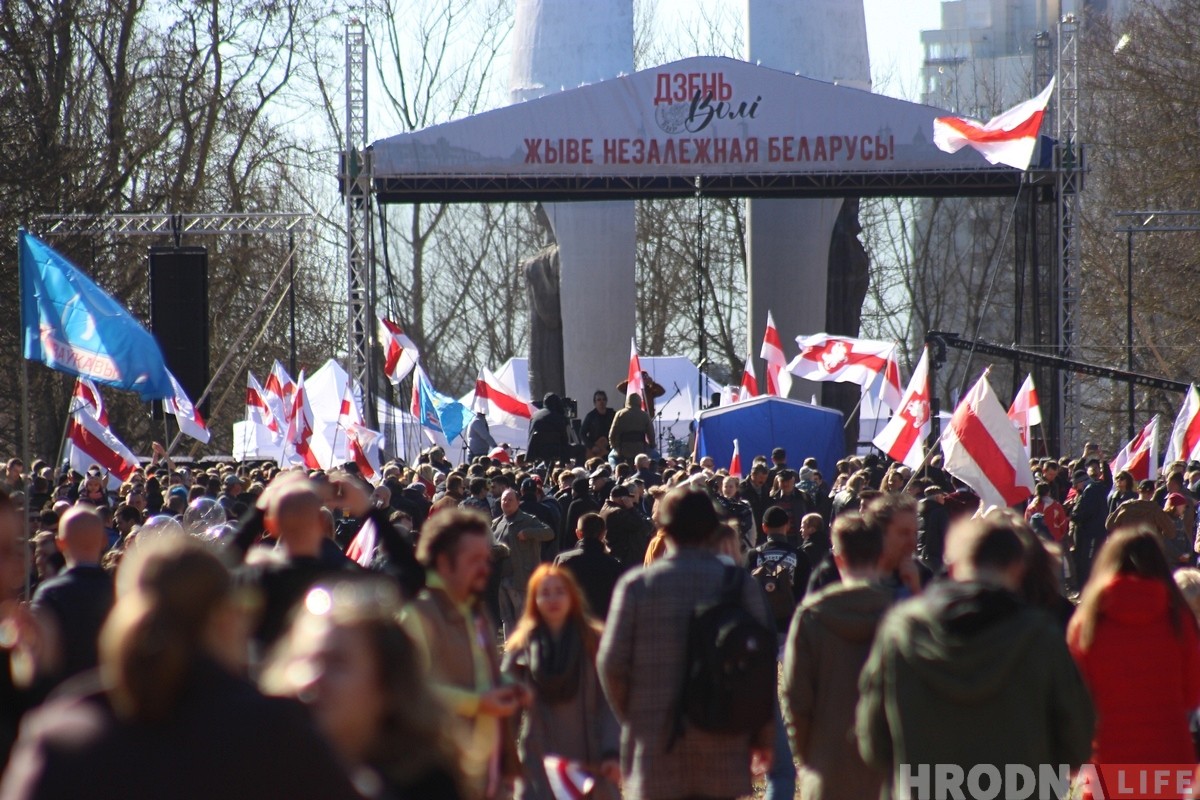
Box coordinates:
[657,381,685,456]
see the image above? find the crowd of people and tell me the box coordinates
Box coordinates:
[0,422,1199,799]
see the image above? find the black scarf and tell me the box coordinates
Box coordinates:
[527,623,583,704]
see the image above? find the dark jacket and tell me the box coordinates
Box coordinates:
[746,536,811,633]
[856,581,1095,800]
[1071,479,1109,544]
[598,503,651,567]
[554,538,625,619]
[0,659,359,800]
[29,565,114,684]
[739,478,773,535]
[236,554,360,650]
[916,497,950,571]
[526,394,572,466]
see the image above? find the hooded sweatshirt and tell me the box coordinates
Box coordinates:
[783,582,891,800]
[856,580,1095,800]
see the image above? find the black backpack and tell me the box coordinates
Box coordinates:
[751,554,797,629]
[670,565,777,748]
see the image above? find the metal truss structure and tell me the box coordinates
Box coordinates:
[344,20,376,428]
[36,212,310,239]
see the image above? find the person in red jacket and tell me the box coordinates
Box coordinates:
[1026,481,1068,542]
[1068,528,1200,799]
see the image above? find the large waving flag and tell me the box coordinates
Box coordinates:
[65,409,140,489]
[933,78,1055,170]
[941,372,1036,509]
[872,346,931,470]
[264,360,295,435]
[1007,373,1043,457]
[246,371,280,440]
[379,315,420,385]
[413,365,473,443]
[759,311,792,397]
[1164,384,1200,467]
[473,367,533,420]
[163,371,210,444]
[788,334,902,409]
[737,356,758,402]
[71,377,109,427]
[19,230,173,400]
[281,370,319,469]
[1111,416,1160,483]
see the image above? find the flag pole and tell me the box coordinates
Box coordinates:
[56,394,80,473]
[843,391,866,431]
[18,233,33,599]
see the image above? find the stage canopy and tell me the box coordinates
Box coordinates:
[696,396,845,479]
[370,55,1049,203]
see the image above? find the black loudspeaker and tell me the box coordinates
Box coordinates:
[149,247,209,415]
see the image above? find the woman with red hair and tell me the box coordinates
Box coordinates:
[1069,528,1200,798]
[504,565,620,800]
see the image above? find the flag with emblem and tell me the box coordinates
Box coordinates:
[872,347,931,470]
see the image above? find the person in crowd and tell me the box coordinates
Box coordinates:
[632,454,661,490]
[1068,528,1200,800]
[0,491,31,768]
[1068,468,1109,587]
[746,506,810,638]
[830,471,866,522]
[461,477,492,516]
[598,484,651,567]
[1026,481,1070,543]
[554,513,623,620]
[1108,469,1137,515]
[24,506,114,689]
[580,391,617,460]
[526,394,572,466]
[598,486,773,800]
[916,484,950,572]
[431,474,468,516]
[607,393,654,464]
[1163,493,1196,567]
[768,470,807,545]
[492,489,555,636]
[798,513,831,570]
[1107,478,1174,539]
[739,463,773,537]
[400,509,524,799]
[503,565,620,800]
[856,516,1095,799]
[783,512,889,800]
[468,412,498,463]
[563,477,600,555]
[0,535,360,799]
[262,578,464,800]
[717,475,755,551]
[809,493,928,599]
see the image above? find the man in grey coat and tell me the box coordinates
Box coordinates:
[492,488,554,633]
[598,486,774,800]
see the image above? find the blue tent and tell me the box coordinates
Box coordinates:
[696,397,844,479]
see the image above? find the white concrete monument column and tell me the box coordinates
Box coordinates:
[511,0,636,406]
[746,0,871,399]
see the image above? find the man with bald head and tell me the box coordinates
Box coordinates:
[491,488,553,634]
[29,505,114,686]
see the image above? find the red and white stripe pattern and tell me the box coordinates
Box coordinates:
[65,409,139,488]
[543,756,595,800]
[1111,415,1160,483]
[1164,384,1200,467]
[1006,373,1043,457]
[379,315,420,385]
[163,371,210,444]
[729,438,743,478]
[933,79,1055,170]
[788,334,901,409]
[759,311,792,397]
[737,356,758,402]
[72,377,109,427]
[941,372,1035,510]
[344,517,378,568]
[264,360,295,436]
[337,382,381,481]
[246,371,281,440]
[872,346,931,470]
[626,339,645,403]
[473,367,533,419]
[282,370,319,469]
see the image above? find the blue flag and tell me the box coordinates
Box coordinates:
[20,230,174,400]
[415,366,473,444]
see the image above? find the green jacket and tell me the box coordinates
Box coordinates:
[856,581,1094,800]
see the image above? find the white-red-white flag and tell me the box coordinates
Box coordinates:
[163,371,210,444]
[1111,415,1161,483]
[336,382,381,481]
[71,377,109,427]
[246,371,281,440]
[473,367,533,419]
[788,334,902,409]
[282,370,319,469]
[344,517,378,568]
[738,356,758,402]
[264,360,295,436]
[626,339,645,403]
[65,409,139,488]
[543,756,595,800]
[729,438,743,478]
[379,315,420,385]
[1164,384,1200,466]
[941,372,1036,509]
[933,79,1055,170]
[1007,373,1043,457]
[872,346,931,470]
[760,311,792,397]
